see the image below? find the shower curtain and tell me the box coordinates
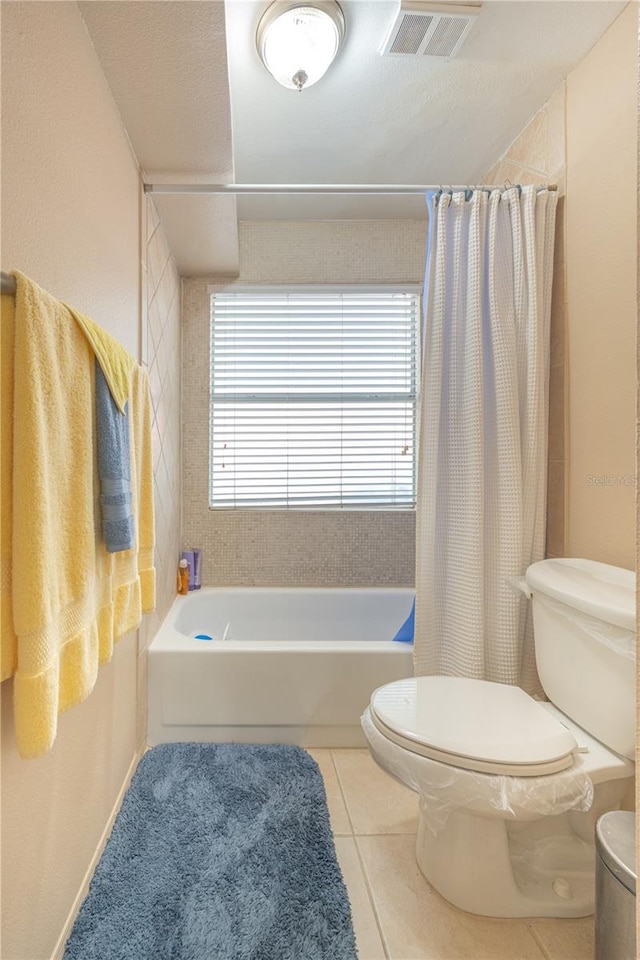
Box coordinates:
[414,185,557,693]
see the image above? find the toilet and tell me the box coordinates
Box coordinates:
[362,558,636,918]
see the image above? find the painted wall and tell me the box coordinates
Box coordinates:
[1,5,141,958]
[564,3,637,569]
[182,220,426,587]
[483,4,637,571]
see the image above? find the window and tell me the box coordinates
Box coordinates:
[209,286,419,509]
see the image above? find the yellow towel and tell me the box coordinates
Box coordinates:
[130,364,156,614]
[66,304,136,414]
[10,273,99,756]
[1,294,17,681]
[5,271,155,758]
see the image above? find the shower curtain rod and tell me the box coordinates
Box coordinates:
[1,178,557,295]
[143,182,557,196]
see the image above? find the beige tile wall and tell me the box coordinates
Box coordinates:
[182,219,427,587]
[484,87,567,558]
[137,198,182,746]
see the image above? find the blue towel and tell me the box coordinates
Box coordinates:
[393,599,415,643]
[95,360,134,553]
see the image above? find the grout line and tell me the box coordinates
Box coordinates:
[331,752,391,960]
[328,750,356,836]
[351,830,418,837]
[146,213,161,249]
[526,923,553,960]
[352,835,391,960]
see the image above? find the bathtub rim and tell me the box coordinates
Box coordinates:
[150,585,416,653]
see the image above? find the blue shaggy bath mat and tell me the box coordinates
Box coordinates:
[63,744,356,960]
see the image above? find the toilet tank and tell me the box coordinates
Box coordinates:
[525,559,636,760]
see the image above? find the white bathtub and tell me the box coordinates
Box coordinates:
[147,587,414,747]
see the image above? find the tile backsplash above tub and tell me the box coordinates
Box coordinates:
[182,220,426,587]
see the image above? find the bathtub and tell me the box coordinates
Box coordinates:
[147,587,414,747]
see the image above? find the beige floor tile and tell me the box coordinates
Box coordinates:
[335,837,387,960]
[528,916,594,960]
[333,750,418,834]
[306,748,352,835]
[333,749,419,835]
[357,835,546,960]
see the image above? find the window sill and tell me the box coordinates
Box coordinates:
[207,506,416,514]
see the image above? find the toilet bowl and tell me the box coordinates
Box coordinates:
[362,559,636,918]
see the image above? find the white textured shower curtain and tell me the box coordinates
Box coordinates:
[414,185,557,693]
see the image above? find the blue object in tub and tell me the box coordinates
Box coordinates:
[392,600,415,643]
[194,633,213,641]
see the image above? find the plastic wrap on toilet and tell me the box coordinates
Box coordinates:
[535,594,636,660]
[361,708,594,836]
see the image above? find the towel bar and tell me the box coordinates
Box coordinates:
[1,272,16,295]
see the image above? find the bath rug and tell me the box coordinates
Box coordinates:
[63,743,357,960]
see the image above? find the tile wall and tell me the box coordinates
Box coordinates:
[484,86,567,558]
[137,198,182,747]
[182,219,427,587]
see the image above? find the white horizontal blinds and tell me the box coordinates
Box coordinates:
[209,289,418,509]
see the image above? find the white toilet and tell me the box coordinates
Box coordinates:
[362,558,636,918]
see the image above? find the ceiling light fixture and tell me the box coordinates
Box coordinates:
[256,1,345,92]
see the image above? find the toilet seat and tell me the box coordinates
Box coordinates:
[370,676,578,777]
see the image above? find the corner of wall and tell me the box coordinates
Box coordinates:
[138,198,182,748]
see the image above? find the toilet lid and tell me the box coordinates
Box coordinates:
[370,677,577,777]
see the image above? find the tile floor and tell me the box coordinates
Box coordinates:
[306,748,594,960]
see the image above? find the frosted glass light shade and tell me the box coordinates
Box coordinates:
[257,2,345,91]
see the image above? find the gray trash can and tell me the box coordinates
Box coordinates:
[595,811,636,960]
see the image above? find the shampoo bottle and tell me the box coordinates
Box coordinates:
[177,558,189,595]
[181,550,195,591]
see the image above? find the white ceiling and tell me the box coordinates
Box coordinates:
[80,0,627,274]
[79,0,239,275]
[227,0,625,220]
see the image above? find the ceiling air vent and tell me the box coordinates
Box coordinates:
[381,2,481,59]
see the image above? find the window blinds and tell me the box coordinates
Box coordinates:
[209,287,419,509]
